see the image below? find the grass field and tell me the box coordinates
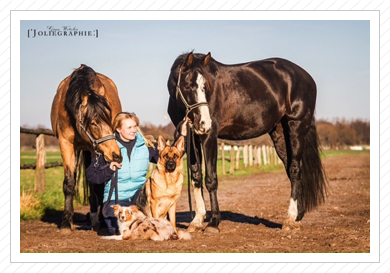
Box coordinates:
[20,149,369,220]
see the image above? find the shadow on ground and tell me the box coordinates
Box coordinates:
[40,208,282,231]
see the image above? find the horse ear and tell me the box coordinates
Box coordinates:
[204,52,211,65]
[184,52,194,68]
[157,135,166,152]
[97,86,105,96]
[81,95,88,106]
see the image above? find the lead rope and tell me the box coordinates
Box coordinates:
[102,167,119,218]
[186,122,194,219]
[174,120,204,220]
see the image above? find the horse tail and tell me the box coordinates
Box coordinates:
[300,117,328,212]
[75,150,90,205]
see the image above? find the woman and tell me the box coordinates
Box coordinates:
[86,112,187,235]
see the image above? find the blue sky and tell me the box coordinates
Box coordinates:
[20,20,370,128]
[10,10,380,262]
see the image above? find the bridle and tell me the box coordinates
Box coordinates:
[175,66,210,219]
[78,106,116,157]
[175,67,210,119]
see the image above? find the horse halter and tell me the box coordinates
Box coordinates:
[78,106,116,155]
[175,67,210,119]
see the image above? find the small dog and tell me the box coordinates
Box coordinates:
[136,135,186,232]
[102,205,191,241]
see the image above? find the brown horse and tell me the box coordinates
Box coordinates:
[51,65,122,230]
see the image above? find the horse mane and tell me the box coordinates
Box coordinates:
[65,65,112,128]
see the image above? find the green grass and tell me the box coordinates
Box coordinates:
[20,151,62,164]
[20,168,64,220]
[20,149,369,221]
[321,149,370,158]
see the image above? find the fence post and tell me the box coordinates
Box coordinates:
[254,146,258,165]
[259,146,263,166]
[274,148,278,165]
[235,146,240,170]
[266,146,271,165]
[249,145,253,166]
[221,143,226,175]
[34,134,46,193]
[243,145,248,167]
[262,145,267,165]
[230,145,235,174]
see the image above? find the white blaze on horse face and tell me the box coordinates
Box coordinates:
[195,74,212,133]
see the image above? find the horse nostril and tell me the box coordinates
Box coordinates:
[200,120,206,127]
[113,152,123,163]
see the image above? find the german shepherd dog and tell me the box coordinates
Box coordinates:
[136,135,186,232]
[102,205,191,241]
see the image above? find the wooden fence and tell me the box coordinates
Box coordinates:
[20,127,282,193]
[20,127,61,193]
[219,142,282,175]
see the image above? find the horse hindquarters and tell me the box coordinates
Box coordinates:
[270,117,327,230]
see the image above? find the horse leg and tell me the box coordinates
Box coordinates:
[85,152,106,231]
[269,121,288,169]
[269,119,305,229]
[282,118,312,230]
[59,141,77,230]
[188,137,206,232]
[89,183,105,231]
[201,133,221,234]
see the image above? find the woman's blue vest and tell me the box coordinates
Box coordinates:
[103,132,149,203]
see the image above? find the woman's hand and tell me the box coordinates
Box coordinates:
[110,161,122,171]
[181,117,192,136]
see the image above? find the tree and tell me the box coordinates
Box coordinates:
[350,120,370,144]
[335,122,357,146]
[317,121,338,149]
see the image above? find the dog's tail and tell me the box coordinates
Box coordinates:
[177,230,192,240]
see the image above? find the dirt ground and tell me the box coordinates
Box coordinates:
[20,154,370,253]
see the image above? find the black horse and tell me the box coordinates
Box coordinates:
[167,52,327,233]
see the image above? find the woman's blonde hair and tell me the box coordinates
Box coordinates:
[113,112,154,148]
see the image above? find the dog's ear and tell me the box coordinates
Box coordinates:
[175,136,185,155]
[111,204,119,212]
[157,135,166,152]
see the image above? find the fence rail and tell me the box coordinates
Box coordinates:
[21,127,282,193]
[218,142,282,175]
[20,127,59,193]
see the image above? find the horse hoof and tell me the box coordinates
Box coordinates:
[282,219,303,231]
[203,225,220,234]
[188,224,203,233]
